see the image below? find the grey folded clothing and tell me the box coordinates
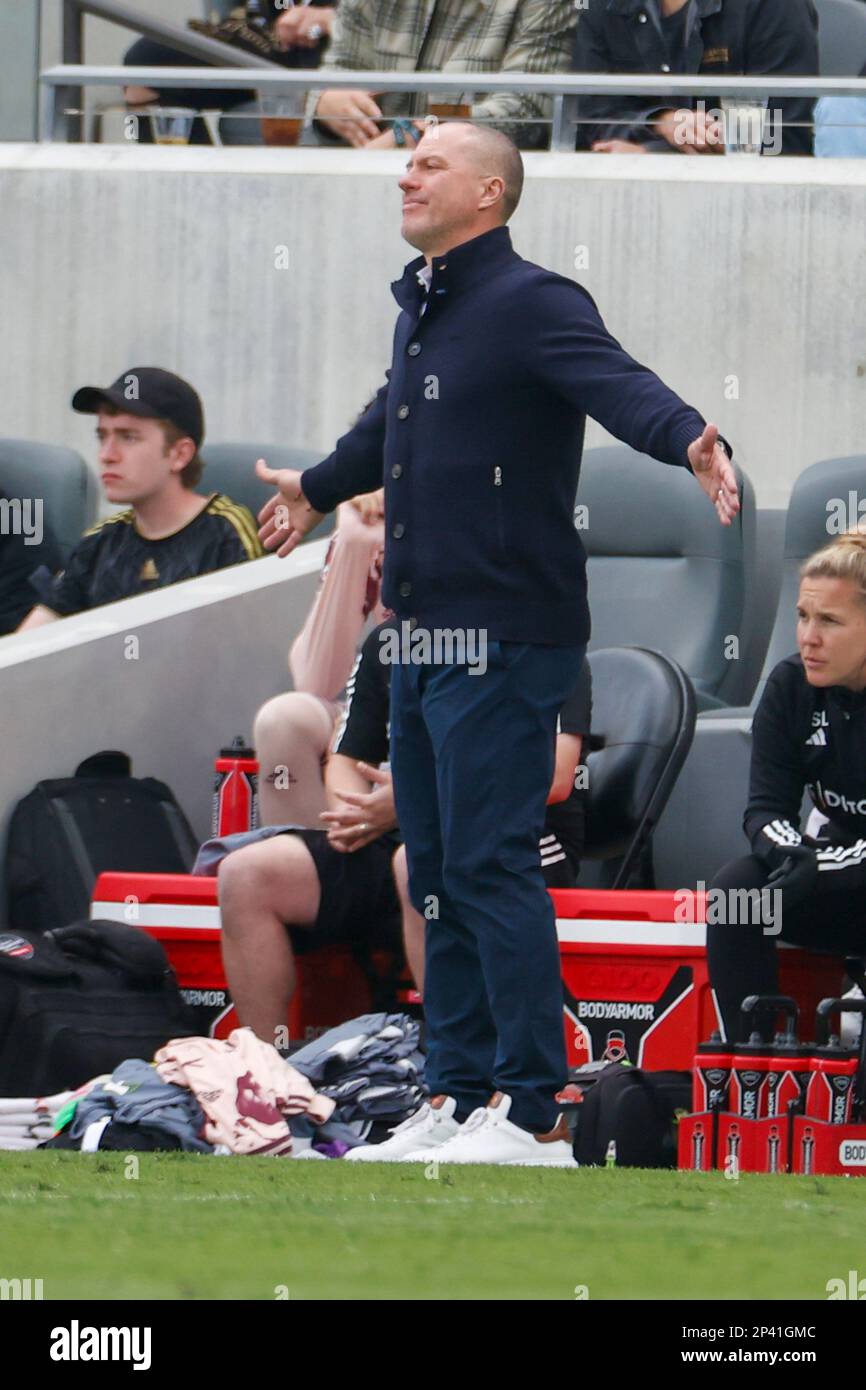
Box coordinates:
[290,1014,426,1125]
[68,1059,212,1153]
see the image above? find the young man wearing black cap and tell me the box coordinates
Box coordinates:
[18,368,262,629]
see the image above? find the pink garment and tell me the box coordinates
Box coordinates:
[154,1028,334,1156]
[289,501,387,701]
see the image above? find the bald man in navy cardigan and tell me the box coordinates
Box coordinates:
[258,121,739,1166]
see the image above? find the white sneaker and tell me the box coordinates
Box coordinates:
[406,1092,577,1167]
[343,1095,460,1161]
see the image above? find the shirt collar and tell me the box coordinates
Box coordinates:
[392,225,514,314]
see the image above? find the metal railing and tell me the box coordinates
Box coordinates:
[39,66,866,149]
[59,0,285,141]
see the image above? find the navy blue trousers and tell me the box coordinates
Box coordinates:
[390,638,585,1133]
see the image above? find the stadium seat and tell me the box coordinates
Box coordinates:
[200,442,337,540]
[759,453,866,686]
[579,446,756,711]
[0,438,98,563]
[816,0,866,75]
[581,646,696,888]
[654,454,866,892]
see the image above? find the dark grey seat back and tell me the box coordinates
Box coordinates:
[762,454,866,678]
[0,439,98,563]
[583,645,697,888]
[816,0,866,75]
[579,446,755,709]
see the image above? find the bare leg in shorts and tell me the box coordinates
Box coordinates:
[254,691,337,828]
[218,836,320,1042]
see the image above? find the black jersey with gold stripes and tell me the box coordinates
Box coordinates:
[30,493,263,616]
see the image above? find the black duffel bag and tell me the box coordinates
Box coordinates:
[0,919,197,1096]
[4,750,199,934]
[573,1062,692,1168]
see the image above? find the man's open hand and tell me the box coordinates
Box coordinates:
[256,459,325,557]
[687,424,740,526]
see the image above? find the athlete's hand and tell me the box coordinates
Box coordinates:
[687,424,740,526]
[320,763,397,852]
[765,844,819,910]
[256,459,326,557]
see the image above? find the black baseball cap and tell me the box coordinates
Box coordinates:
[72,367,205,447]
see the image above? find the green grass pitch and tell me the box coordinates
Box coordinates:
[2,1153,865,1300]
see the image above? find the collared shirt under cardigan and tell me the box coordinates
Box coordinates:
[300,224,710,648]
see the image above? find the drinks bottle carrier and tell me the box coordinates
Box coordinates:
[679,966,866,1176]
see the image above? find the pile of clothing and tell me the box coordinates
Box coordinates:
[0,1015,425,1158]
[0,1089,78,1151]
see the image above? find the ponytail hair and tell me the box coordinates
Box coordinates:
[801,524,866,604]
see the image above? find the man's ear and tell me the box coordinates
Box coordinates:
[168,437,196,472]
[479,175,505,210]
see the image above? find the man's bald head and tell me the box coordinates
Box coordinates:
[447,122,524,221]
[399,121,525,257]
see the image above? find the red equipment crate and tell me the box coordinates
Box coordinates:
[91,872,392,1043]
[677,1112,716,1172]
[791,1117,866,1176]
[552,889,842,1071]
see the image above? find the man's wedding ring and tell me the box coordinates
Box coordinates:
[309,22,323,40]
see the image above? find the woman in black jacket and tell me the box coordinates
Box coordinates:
[708,528,866,1042]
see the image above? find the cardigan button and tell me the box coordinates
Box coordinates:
[661,63,671,73]
[391,464,403,479]
[407,341,421,356]
[392,522,405,539]
[638,11,647,20]
[397,404,410,419]
[399,581,412,598]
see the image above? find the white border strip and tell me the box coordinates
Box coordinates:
[92,900,707,946]
[91,901,221,931]
[556,918,707,947]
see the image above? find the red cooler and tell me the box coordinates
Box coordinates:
[552,889,842,1072]
[91,871,398,1043]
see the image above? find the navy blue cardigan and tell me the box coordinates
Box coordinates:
[301,225,707,646]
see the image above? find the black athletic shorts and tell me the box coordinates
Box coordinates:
[282,829,403,956]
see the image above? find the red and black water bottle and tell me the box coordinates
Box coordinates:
[692,1032,733,1113]
[805,997,863,1124]
[767,1030,814,1119]
[729,1032,773,1118]
[806,1036,857,1124]
[213,736,259,836]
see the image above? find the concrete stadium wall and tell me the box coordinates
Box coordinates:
[1,145,866,509]
[0,542,326,916]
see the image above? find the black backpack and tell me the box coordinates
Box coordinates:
[573,1062,692,1168]
[4,751,198,934]
[0,919,197,1096]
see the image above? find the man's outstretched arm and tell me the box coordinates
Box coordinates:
[528,280,740,525]
[258,375,390,557]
